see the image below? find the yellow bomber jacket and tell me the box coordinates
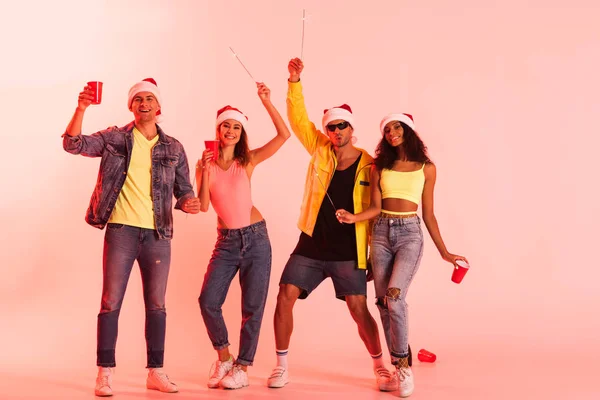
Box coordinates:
[287,80,373,270]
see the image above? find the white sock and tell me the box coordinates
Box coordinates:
[98,367,112,376]
[276,349,288,369]
[371,352,385,369]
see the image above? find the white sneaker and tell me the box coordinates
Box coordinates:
[220,364,249,389]
[146,369,178,393]
[374,366,397,392]
[94,368,113,397]
[267,366,289,388]
[207,357,234,388]
[398,366,414,397]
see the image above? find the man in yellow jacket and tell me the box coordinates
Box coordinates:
[267,58,395,392]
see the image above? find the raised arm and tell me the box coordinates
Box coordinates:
[62,84,108,157]
[286,58,330,155]
[249,82,291,166]
[336,165,382,223]
[421,163,467,266]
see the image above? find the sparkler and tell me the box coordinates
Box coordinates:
[228,46,256,82]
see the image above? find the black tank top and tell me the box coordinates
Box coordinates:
[292,154,361,261]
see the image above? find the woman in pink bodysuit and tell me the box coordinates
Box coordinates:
[195,82,291,390]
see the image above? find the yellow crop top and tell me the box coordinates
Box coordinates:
[380,164,426,205]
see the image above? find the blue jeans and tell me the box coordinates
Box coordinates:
[199,220,272,366]
[371,216,423,363]
[97,223,171,368]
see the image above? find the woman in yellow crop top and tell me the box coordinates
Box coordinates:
[336,113,467,397]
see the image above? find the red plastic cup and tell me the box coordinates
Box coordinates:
[451,260,470,284]
[87,81,103,105]
[417,349,436,363]
[204,140,219,156]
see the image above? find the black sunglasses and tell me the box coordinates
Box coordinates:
[326,121,350,132]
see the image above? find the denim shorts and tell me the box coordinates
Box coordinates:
[280,254,367,300]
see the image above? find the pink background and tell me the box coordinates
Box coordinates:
[1,1,598,398]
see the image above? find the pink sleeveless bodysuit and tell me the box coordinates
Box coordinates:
[208,161,253,229]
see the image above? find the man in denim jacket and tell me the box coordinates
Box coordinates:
[63,78,200,397]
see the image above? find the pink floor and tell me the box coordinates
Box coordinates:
[2,342,597,400]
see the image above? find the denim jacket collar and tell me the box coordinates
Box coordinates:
[123,121,172,146]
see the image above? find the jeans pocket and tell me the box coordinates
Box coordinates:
[107,223,125,231]
[372,223,387,238]
[404,223,421,234]
[216,230,231,243]
[254,226,269,240]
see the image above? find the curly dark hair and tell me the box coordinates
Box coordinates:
[216,125,250,166]
[374,122,431,170]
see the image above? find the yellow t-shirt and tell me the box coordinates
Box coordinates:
[108,127,159,229]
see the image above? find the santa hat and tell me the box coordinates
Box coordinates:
[216,105,248,130]
[380,113,415,134]
[127,78,163,121]
[322,104,355,133]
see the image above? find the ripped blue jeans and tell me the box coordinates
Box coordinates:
[97,223,171,368]
[370,215,423,364]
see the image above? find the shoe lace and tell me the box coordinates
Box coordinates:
[154,370,175,386]
[232,364,243,374]
[227,364,247,383]
[97,375,110,387]
[398,367,411,382]
[269,366,286,379]
[209,360,225,379]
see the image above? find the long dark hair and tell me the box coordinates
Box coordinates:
[374,122,431,170]
[216,125,250,166]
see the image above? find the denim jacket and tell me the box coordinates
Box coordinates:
[62,121,194,239]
